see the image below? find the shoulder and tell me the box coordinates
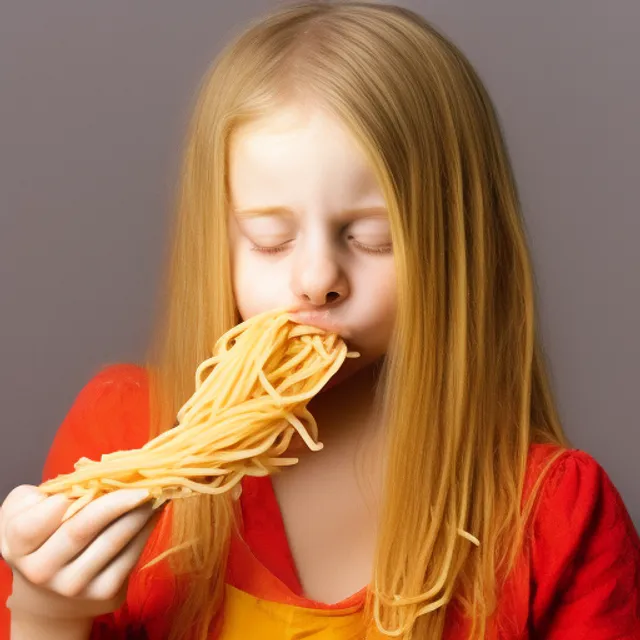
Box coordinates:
[78,362,148,393]
[526,444,639,560]
[526,444,637,537]
[526,444,640,636]
[42,362,150,482]
[56,362,148,414]
[60,362,149,430]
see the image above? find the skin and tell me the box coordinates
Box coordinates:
[228,104,397,387]
[0,104,398,629]
[228,104,396,602]
[0,485,161,633]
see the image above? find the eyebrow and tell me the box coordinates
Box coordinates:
[233,205,388,218]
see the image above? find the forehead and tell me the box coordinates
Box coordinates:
[228,106,384,212]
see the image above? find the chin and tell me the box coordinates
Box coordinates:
[318,352,384,393]
[320,368,350,392]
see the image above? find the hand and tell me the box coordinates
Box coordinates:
[0,484,161,621]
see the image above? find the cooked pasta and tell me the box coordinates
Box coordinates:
[39,308,359,522]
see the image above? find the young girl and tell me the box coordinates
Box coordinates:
[1,1,639,638]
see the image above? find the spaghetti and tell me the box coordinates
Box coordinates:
[39,308,359,522]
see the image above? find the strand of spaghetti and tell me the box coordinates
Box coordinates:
[137,403,284,455]
[178,358,241,421]
[276,350,348,399]
[283,412,323,451]
[39,309,359,521]
[99,473,245,495]
[148,440,294,477]
[137,467,231,478]
[47,421,297,491]
[43,413,297,491]
[103,426,288,478]
[186,351,261,419]
[276,362,331,395]
[310,335,332,361]
[263,355,326,391]
[137,409,293,458]
[179,365,321,435]
[221,316,289,408]
[294,407,319,442]
[268,424,296,454]
[268,344,314,379]
[62,488,98,521]
[265,457,300,467]
[278,357,334,391]
[165,427,289,463]
[250,458,272,475]
[258,369,284,404]
[180,332,263,416]
[289,324,326,337]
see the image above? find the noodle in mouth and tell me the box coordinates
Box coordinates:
[39,307,359,522]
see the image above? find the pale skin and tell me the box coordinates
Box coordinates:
[228,103,397,603]
[0,485,161,638]
[0,103,396,637]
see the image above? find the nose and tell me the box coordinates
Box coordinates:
[290,239,349,307]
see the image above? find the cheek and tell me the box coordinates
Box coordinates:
[351,262,397,352]
[371,280,397,352]
[231,251,289,320]
[361,262,396,317]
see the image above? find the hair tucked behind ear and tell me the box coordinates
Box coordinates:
[143,2,570,638]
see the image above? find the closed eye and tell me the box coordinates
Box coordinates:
[349,239,393,254]
[346,217,392,255]
[249,240,292,255]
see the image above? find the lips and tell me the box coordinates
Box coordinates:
[287,309,346,337]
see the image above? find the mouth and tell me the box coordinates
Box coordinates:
[287,309,347,337]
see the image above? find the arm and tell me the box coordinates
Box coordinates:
[11,613,92,640]
[530,449,640,638]
[1,363,150,640]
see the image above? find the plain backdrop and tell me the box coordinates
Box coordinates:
[0,1,638,528]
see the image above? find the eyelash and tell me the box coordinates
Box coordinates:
[349,239,393,255]
[250,240,392,256]
[250,243,289,255]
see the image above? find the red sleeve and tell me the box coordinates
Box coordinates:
[530,449,640,638]
[0,363,150,639]
[41,363,151,482]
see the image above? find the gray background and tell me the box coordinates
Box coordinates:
[1,2,638,528]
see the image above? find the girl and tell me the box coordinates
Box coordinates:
[1,1,639,639]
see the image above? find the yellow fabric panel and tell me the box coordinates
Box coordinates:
[218,584,370,639]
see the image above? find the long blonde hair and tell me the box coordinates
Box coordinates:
[143,2,571,638]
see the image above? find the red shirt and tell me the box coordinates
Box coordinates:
[1,363,639,638]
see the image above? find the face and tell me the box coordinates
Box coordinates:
[227,104,397,383]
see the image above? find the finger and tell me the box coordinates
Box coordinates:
[12,489,149,585]
[0,485,49,522]
[2,493,71,560]
[0,485,50,546]
[0,486,46,558]
[43,503,155,598]
[81,511,162,601]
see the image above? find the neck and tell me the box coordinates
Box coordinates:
[275,359,387,524]
[289,359,385,458]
